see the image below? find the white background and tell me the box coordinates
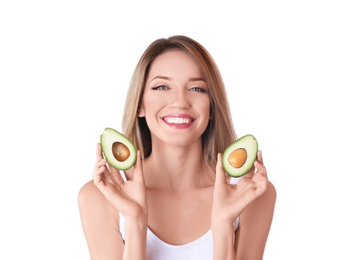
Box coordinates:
[1,1,358,259]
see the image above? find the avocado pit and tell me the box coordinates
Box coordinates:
[112,142,130,162]
[228,148,247,168]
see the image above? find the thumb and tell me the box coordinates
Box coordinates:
[132,150,145,184]
[215,153,227,186]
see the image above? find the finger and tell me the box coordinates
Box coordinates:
[93,164,106,187]
[243,165,255,179]
[107,164,124,184]
[257,150,263,164]
[215,153,227,186]
[254,160,267,176]
[254,174,268,196]
[108,163,118,174]
[95,157,107,168]
[132,150,145,184]
[96,143,104,161]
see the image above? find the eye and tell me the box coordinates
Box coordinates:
[189,86,207,93]
[152,85,168,90]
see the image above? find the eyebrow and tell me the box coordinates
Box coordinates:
[151,76,172,81]
[150,76,205,82]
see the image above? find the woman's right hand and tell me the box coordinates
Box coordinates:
[212,151,269,223]
[93,143,148,221]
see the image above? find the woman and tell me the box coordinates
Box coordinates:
[78,35,276,260]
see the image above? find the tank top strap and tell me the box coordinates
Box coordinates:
[229,176,241,185]
[120,170,128,181]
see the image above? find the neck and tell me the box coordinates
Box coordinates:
[143,142,214,191]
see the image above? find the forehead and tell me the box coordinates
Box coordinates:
[147,50,202,78]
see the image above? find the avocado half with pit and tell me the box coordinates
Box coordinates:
[222,134,258,177]
[100,127,137,170]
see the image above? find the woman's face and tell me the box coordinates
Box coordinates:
[139,50,211,147]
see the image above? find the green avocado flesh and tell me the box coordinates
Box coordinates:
[222,134,258,177]
[100,128,137,170]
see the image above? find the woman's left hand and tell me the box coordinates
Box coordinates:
[212,150,269,223]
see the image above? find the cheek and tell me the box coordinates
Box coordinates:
[140,94,163,117]
[200,99,211,119]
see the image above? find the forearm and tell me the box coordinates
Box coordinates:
[212,218,236,260]
[123,217,147,260]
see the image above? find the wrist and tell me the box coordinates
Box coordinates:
[211,216,235,234]
[125,214,148,231]
[123,216,148,259]
[211,217,235,260]
[211,209,233,226]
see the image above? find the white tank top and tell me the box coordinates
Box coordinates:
[119,170,240,260]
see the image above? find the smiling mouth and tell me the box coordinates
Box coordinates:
[162,117,194,124]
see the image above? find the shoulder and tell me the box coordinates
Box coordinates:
[234,181,276,258]
[78,180,103,219]
[265,180,277,204]
[78,182,123,258]
[78,180,119,224]
[238,179,276,228]
[78,180,103,206]
[254,180,276,211]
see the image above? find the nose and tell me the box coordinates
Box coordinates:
[169,90,191,109]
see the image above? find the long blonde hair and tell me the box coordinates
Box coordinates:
[122,35,237,168]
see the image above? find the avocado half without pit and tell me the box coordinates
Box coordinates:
[100,127,137,170]
[222,134,258,177]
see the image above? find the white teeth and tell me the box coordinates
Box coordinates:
[164,117,192,124]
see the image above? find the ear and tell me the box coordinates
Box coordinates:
[138,106,145,117]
